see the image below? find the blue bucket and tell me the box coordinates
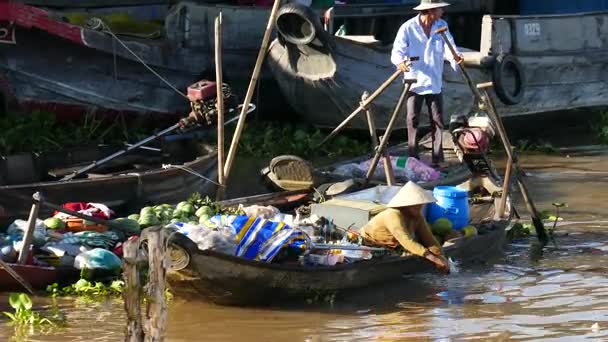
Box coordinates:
[427,186,469,230]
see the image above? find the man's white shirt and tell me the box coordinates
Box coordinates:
[391,15,459,95]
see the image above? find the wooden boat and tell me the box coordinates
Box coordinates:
[166,171,512,306]
[0,133,218,227]
[313,140,473,189]
[0,1,282,118]
[266,3,608,130]
[0,264,80,292]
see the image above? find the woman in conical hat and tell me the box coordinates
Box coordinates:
[359,181,449,273]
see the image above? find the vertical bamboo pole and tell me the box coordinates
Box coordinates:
[215,13,226,200]
[364,80,414,186]
[223,0,282,182]
[18,193,41,264]
[123,238,143,342]
[362,92,395,185]
[143,227,167,342]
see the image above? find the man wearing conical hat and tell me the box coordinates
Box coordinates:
[391,0,463,168]
[359,181,449,273]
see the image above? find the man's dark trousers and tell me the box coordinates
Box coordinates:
[406,91,444,164]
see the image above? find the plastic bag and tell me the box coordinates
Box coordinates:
[7,219,48,248]
[74,248,122,271]
[242,205,280,219]
[186,225,237,255]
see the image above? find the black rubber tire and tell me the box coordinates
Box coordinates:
[492,54,526,105]
[275,3,322,45]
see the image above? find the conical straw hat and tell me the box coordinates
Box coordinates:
[387,181,436,208]
[413,0,451,11]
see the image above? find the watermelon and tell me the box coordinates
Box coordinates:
[176,201,189,210]
[431,218,453,237]
[44,217,65,230]
[195,206,214,218]
[127,214,140,221]
[111,218,140,236]
[140,207,155,216]
[198,214,210,225]
[462,225,478,238]
[181,203,195,215]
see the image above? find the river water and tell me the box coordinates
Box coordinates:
[1,147,608,341]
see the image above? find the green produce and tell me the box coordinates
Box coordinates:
[172,209,183,219]
[111,218,140,236]
[127,214,140,221]
[43,217,65,230]
[462,225,478,238]
[188,221,198,226]
[198,214,210,225]
[170,218,179,224]
[431,218,453,237]
[140,207,155,216]
[176,201,189,210]
[139,213,160,228]
[195,206,214,218]
[181,203,195,215]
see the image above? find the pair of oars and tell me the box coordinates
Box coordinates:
[435,27,548,244]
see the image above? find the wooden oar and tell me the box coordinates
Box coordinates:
[317,57,419,148]
[435,27,483,103]
[61,122,183,181]
[476,82,548,244]
[362,91,395,185]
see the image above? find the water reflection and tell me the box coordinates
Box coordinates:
[2,148,608,340]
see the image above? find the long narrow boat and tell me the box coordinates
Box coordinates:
[0,134,218,228]
[266,3,608,130]
[166,171,512,306]
[0,1,279,118]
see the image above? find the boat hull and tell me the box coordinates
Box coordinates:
[0,151,218,227]
[168,223,507,306]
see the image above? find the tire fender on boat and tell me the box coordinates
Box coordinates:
[275,3,324,45]
[492,54,526,105]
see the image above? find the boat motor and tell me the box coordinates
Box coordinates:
[181,80,236,128]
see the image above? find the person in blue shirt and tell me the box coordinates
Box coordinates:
[391,0,463,167]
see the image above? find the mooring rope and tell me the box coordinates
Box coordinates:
[88,17,189,100]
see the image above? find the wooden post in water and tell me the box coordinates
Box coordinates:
[215,13,226,200]
[143,227,168,342]
[223,0,282,183]
[123,238,144,342]
[17,192,41,264]
[362,91,395,186]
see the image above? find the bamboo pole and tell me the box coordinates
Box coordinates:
[123,238,143,342]
[17,195,41,264]
[364,79,415,186]
[143,227,167,342]
[317,69,403,148]
[435,27,483,103]
[223,0,282,182]
[476,82,548,244]
[215,13,226,200]
[362,91,395,186]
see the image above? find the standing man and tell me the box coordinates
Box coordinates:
[391,0,463,167]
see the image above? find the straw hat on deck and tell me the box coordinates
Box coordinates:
[413,0,451,11]
[387,181,436,208]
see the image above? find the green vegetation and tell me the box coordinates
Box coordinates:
[236,122,369,159]
[0,111,150,155]
[2,293,65,338]
[591,110,608,144]
[47,279,124,298]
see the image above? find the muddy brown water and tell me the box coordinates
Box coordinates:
[1,148,608,341]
